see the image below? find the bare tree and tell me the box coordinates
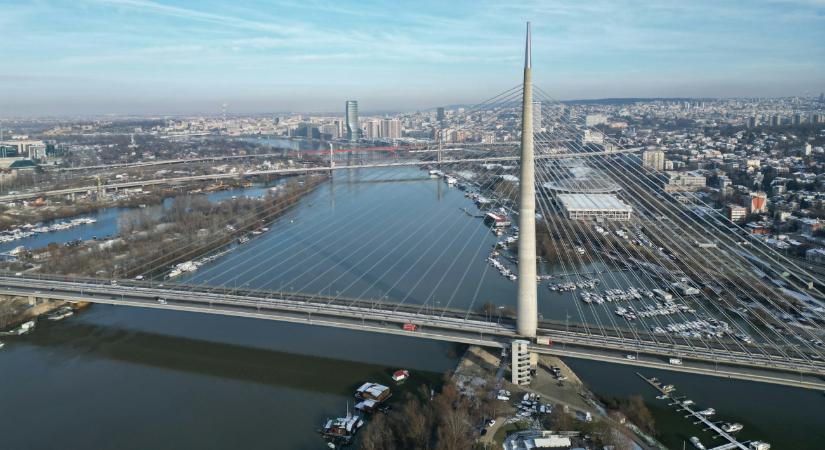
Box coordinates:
[360,413,396,450]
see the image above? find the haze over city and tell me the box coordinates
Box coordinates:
[2,0,824,116]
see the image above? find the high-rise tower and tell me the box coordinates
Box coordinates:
[345,100,359,143]
[517,22,538,337]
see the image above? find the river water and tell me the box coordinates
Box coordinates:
[1,167,823,449]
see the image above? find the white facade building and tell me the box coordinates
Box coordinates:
[557,193,633,221]
[381,119,402,139]
[642,149,665,171]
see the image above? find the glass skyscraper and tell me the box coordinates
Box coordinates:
[345,100,359,143]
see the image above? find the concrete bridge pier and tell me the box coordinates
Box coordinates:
[511,339,538,385]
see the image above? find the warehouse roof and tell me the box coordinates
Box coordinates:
[557,193,632,212]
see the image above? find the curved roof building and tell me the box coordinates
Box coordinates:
[542,163,621,194]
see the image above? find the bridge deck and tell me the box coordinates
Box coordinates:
[2,274,824,390]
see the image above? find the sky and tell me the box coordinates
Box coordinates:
[1,0,824,116]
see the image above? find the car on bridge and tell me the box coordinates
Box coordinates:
[402,323,418,332]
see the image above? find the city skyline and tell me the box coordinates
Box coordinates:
[1,0,824,116]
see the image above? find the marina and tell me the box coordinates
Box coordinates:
[166,228,266,278]
[636,373,771,450]
[0,217,98,245]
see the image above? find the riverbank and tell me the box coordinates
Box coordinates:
[0,296,58,330]
[2,174,328,278]
[0,190,166,231]
[0,292,93,333]
[0,177,283,233]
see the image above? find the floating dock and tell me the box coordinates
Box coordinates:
[636,373,769,450]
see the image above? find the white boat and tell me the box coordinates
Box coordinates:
[45,307,74,321]
[0,341,5,350]
[690,436,706,450]
[698,408,715,416]
[721,422,743,433]
[177,261,198,272]
[13,321,36,335]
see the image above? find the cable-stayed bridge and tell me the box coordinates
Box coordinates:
[5,25,825,390]
[3,273,824,389]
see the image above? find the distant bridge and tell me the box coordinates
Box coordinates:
[43,141,516,173]
[0,148,640,202]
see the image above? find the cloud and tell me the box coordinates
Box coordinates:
[0,0,822,115]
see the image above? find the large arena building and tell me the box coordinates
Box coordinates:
[557,193,633,221]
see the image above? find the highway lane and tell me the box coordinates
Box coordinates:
[2,275,824,389]
[5,273,823,371]
[20,274,825,374]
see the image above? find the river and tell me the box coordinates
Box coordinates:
[0,167,823,449]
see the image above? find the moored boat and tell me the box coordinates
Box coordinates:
[721,422,743,433]
[690,436,706,450]
[392,369,409,383]
[320,405,364,445]
[698,407,715,417]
